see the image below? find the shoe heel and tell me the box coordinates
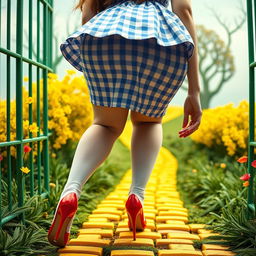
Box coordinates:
[127,208,141,241]
[54,194,78,241]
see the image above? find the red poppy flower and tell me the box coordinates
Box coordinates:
[251,160,256,168]
[0,155,3,161]
[24,145,32,153]
[240,173,251,181]
[237,156,248,163]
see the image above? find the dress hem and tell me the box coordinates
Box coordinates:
[60,32,195,72]
[90,99,168,118]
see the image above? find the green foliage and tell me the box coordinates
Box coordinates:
[162,116,256,254]
[206,201,256,255]
[0,226,55,256]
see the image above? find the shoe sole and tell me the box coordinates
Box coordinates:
[48,212,74,247]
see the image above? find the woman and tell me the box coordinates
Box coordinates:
[48,0,202,247]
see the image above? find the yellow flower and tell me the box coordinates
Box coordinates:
[190,100,251,156]
[220,163,226,168]
[23,120,29,130]
[51,153,56,158]
[25,97,33,104]
[23,76,29,82]
[49,182,56,188]
[67,70,76,76]
[42,212,48,218]
[48,73,58,80]
[20,166,30,174]
[192,169,198,173]
[29,123,39,134]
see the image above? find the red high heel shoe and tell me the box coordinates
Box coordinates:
[48,192,78,247]
[125,194,147,241]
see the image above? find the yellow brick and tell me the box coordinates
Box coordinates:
[202,244,232,251]
[158,250,203,256]
[96,203,125,210]
[158,206,188,212]
[57,245,103,255]
[202,250,236,256]
[156,198,183,204]
[115,227,130,234]
[113,238,154,246]
[59,254,97,256]
[86,214,120,221]
[144,202,155,207]
[78,228,113,238]
[199,233,220,240]
[144,205,156,210]
[169,244,195,250]
[144,209,158,214]
[68,238,111,246]
[156,224,190,231]
[167,233,200,240]
[188,224,206,232]
[158,230,190,236]
[144,196,155,200]
[198,229,214,234]
[87,218,109,222]
[100,199,124,205]
[92,208,123,215]
[156,203,184,208]
[105,195,127,200]
[111,249,154,256]
[123,212,155,220]
[118,221,155,230]
[156,192,180,198]
[82,222,114,229]
[76,234,101,239]
[158,210,188,217]
[115,228,152,234]
[156,238,193,245]
[156,216,188,223]
[119,231,162,239]
[166,220,186,225]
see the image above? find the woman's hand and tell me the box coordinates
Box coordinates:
[179,93,202,138]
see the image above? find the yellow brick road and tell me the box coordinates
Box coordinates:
[57,106,235,256]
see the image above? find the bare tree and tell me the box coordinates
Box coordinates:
[181,0,246,109]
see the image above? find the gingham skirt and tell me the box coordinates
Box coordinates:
[81,34,188,118]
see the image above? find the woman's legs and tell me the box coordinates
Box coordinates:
[53,105,129,232]
[60,105,129,201]
[129,111,163,206]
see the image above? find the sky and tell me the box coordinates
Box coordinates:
[0,0,251,109]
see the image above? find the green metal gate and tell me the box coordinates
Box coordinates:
[0,0,53,227]
[246,0,256,220]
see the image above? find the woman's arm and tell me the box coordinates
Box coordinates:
[171,0,200,96]
[81,0,97,25]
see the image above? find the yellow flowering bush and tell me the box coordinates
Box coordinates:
[0,70,93,160]
[0,94,43,159]
[47,70,93,149]
[190,100,256,156]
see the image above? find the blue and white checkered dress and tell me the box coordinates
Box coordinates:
[60,0,195,117]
